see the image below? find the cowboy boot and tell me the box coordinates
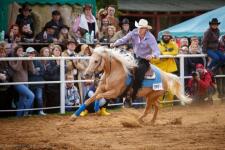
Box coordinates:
[80,109,88,117]
[99,107,110,116]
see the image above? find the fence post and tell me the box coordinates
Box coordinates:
[179,55,185,95]
[60,58,65,114]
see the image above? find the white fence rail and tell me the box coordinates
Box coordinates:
[0,54,224,114]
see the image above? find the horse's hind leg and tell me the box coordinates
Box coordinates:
[138,96,152,124]
[151,98,159,124]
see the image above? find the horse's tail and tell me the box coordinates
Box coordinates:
[160,70,192,104]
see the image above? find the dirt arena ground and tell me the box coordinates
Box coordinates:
[0,103,225,150]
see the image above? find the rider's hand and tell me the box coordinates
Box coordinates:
[110,43,115,48]
[145,55,154,60]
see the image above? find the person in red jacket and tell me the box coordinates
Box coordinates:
[187,63,214,104]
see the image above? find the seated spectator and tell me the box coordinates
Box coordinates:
[27,47,46,116]
[5,24,21,43]
[80,80,110,116]
[72,4,98,41]
[21,24,34,42]
[111,18,130,42]
[9,46,35,116]
[202,18,225,71]
[44,10,64,37]
[218,34,225,51]
[187,63,215,104]
[106,5,120,31]
[44,45,61,113]
[58,25,73,47]
[65,74,80,111]
[99,25,116,43]
[16,4,34,35]
[35,24,58,43]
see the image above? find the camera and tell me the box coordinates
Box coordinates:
[191,71,197,77]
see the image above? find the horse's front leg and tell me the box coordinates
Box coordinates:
[70,94,97,121]
[95,89,117,100]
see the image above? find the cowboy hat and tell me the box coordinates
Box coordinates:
[19,4,32,13]
[121,18,129,25]
[209,18,220,25]
[135,19,152,29]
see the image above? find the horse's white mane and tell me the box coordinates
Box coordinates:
[93,47,138,75]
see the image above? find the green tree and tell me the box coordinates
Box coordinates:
[96,0,118,10]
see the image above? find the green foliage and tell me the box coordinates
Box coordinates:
[96,0,118,10]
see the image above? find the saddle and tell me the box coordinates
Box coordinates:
[144,68,155,79]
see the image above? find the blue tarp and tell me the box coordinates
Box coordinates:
[158,6,225,38]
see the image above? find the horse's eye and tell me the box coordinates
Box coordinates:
[94,60,98,63]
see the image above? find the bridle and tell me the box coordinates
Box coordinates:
[93,51,112,77]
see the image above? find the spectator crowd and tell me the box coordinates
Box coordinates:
[0,3,225,117]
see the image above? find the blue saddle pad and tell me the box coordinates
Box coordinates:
[126,65,162,89]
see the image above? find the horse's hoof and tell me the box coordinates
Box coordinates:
[150,120,155,125]
[138,118,144,124]
[70,114,78,121]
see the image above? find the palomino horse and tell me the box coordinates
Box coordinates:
[71,47,192,123]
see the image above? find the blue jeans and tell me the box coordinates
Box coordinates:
[207,49,225,70]
[31,87,44,112]
[14,85,34,117]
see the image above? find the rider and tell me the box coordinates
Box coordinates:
[111,19,160,99]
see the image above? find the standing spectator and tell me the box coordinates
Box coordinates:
[98,17,109,39]
[62,39,85,75]
[44,10,64,37]
[72,4,99,40]
[186,36,205,75]
[189,36,202,54]
[100,25,116,43]
[96,8,108,30]
[27,47,46,115]
[40,47,50,67]
[106,5,120,31]
[9,46,35,117]
[0,45,14,117]
[152,31,178,107]
[44,45,61,113]
[202,18,225,71]
[78,44,93,100]
[39,46,50,109]
[16,4,34,35]
[5,24,21,43]
[187,63,215,104]
[65,74,80,111]
[179,37,189,54]
[111,18,130,42]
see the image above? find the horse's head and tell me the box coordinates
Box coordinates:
[84,51,105,79]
